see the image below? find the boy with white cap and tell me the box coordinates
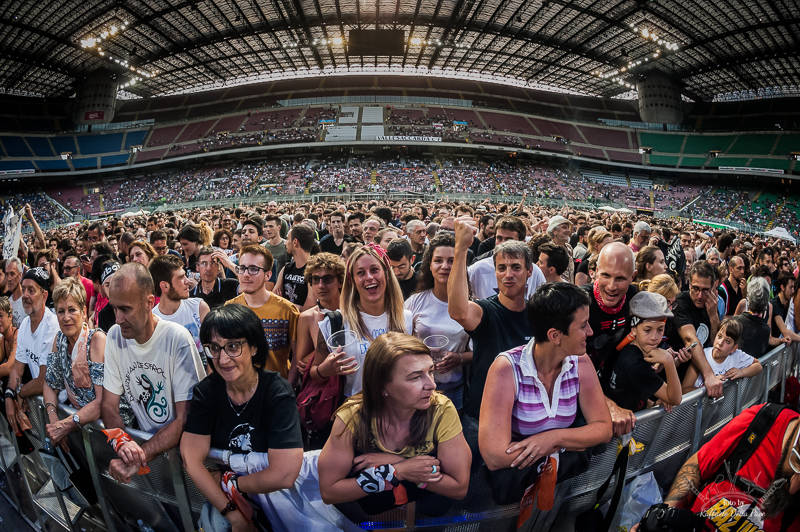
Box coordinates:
[605,291,690,414]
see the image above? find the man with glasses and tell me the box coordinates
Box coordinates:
[190,247,239,310]
[102,263,206,484]
[225,245,298,379]
[62,254,95,313]
[149,230,180,258]
[653,403,800,531]
[669,260,724,399]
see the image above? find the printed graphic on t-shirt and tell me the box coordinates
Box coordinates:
[20,347,42,367]
[123,361,170,425]
[261,318,290,350]
[228,423,254,452]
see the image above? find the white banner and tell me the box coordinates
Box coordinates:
[0,169,35,176]
[2,207,22,260]
[718,166,784,175]
[375,136,442,142]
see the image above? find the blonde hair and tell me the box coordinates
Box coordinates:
[198,221,213,246]
[640,273,679,300]
[587,226,612,255]
[340,245,406,340]
[52,277,87,310]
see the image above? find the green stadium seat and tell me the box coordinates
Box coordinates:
[748,158,790,170]
[640,132,684,153]
[680,156,707,167]
[707,157,749,167]
[774,134,800,156]
[682,135,737,154]
[726,134,777,155]
[649,154,680,166]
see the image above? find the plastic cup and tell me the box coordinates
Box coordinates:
[326,329,359,353]
[423,335,449,368]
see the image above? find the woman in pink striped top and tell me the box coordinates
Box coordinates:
[478,283,611,500]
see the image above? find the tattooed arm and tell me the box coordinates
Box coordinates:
[664,453,702,508]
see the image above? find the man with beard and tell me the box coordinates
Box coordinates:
[4,267,59,434]
[150,255,210,358]
[647,403,800,532]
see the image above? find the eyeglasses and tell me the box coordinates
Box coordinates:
[790,425,800,474]
[154,245,168,252]
[236,264,266,276]
[63,265,79,272]
[197,261,214,268]
[311,274,336,285]
[690,285,711,294]
[202,341,244,359]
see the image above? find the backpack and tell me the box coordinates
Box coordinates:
[296,310,345,434]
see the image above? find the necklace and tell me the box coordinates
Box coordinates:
[226,375,259,417]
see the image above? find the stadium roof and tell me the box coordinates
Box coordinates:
[1,0,799,101]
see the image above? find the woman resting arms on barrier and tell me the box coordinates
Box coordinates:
[479,282,612,506]
[181,304,303,532]
[318,332,471,516]
[43,278,133,446]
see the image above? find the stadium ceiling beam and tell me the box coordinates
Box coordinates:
[672,46,800,81]
[135,13,618,70]
[402,0,426,68]
[289,0,325,69]
[0,50,75,78]
[413,0,447,69]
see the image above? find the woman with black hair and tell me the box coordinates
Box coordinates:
[404,232,472,409]
[180,304,303,531]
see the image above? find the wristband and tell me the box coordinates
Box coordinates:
[4,389,16,400]
[355,464,398,493]
[102,428,151,475]
[221,471,253,522]
[219,500,237,517]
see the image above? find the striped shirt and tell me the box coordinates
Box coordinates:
[499,339,580,437]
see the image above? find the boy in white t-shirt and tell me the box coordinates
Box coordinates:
[682,317,762,392]
[101,263,205,484]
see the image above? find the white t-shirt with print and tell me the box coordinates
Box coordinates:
[404,289,471,385]
[319,309,413,398]
[15,308,60,379]
[103,319,206,434]
[694,346,755,387]
[467,255,546,300]
[10,293,25,329]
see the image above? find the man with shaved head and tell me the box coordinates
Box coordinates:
[583,241,639,435]
[719,255,746,316]
[102,262,206,484]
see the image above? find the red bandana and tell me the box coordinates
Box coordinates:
[593,281,627,315]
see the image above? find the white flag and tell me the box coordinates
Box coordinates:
[2,206,22,260]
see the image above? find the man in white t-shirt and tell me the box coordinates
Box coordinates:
[4,258,25,328]
[4,267,59,434]
[467,216,545,300]
[102,263,206,483]
[149,254,209,357]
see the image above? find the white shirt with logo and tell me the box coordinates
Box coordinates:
[103,319,206,434]
[152,298,204,352]
[15,308,60,379]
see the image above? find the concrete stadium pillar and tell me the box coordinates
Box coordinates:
[637,71,684,125]
[74,69,117,125]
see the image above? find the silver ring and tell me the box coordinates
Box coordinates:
[431,465,438,474]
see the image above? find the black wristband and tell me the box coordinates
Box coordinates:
[219,500,237,516]
[4,389,15,400]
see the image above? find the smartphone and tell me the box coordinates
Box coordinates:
[687,341,698,350]
[80,254,89,262]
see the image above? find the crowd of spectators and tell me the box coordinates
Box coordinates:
[2,194,799,531]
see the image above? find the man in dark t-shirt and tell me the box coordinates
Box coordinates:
[583,242,638,436]
[193,248,239,309]
[719,255,746,316]
[386,239,418,300]
[448,219,532,420]
[319,212,352,255]
[671,261,724,398]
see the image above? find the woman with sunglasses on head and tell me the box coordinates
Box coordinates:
[310,244,412,399]
[404,232,471,410]
[181,304,303,532]
[318,332,471,517]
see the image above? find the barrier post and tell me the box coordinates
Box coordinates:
[165,447,197,532]
[81,428,118,532]
[779,347,787,401]
[0,415,24,517]
[691,399,705,454]
[762,359,772,403]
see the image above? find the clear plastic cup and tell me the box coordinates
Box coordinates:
[326,329,360,353]
[423,334,449,368]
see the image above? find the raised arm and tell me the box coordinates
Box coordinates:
[448,217,484,332]
[678,324,722,397]
[24,204,46,251]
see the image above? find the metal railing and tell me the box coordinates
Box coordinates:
[0,343,795,531]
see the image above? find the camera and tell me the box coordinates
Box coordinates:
[639,503,705,532]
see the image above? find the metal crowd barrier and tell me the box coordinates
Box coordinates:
[0,344,794,531]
